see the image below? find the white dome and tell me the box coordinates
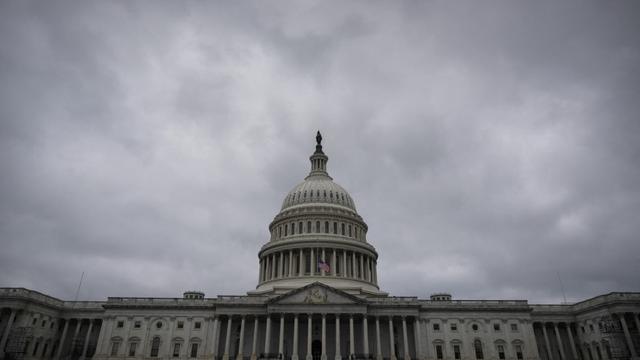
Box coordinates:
[281,178,356,211]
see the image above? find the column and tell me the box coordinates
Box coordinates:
[293,315,300,360]
[223,316,233,360]
[414,318,422,360]
[389,317,397,360]
[237,316,246,360]
[54,319,70,360]
[352,253,357,279]
[619,314,638,359]
[373,261,378,285]
[321,249,326,276]
[0,310,16,358]
[375,317,382,360]
[402,317,411,360]
[343,250,348,278]
[71,320,83,357]
[554,323,566,360]
[349,315,355,356]
[95,317,112,356]
[311,249,315,276]
[567,323,579,360]
[289,250,294,277]
[80,319,94,360]
[364,257,370,281]
[280,252,285,278]
[542,323,553,360]
[251,317,259,360]
[299,249,304,276]
[306,314,313,360]
[332,250,337,276]
[278,314,285,356]
[265,316,272,355]
[322,314,327,360]
[363,316,369,357]
[359,256,364,280]
[335,315,341,360]
[271,255,276,279]
[212,316,221,358]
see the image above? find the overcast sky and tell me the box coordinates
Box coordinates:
[1,1,639,304]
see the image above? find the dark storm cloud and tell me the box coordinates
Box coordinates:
[1,0,639,304]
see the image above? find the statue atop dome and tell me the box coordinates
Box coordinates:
[315,130,324,154]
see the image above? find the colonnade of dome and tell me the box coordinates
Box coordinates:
[253,132,382,295]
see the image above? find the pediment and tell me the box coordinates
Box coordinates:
[268,282,366,305]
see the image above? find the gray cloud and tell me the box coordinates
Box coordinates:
[1,0,639,304]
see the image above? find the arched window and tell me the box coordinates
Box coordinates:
[474,340,484,360]
[150,337,161,357]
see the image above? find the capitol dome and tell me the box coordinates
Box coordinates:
[251,132,385,296]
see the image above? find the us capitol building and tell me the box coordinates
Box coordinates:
[1,133,639,360]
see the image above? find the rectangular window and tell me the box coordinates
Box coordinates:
[498,345,505,360]
[134,321,141,328]
[516,345,523,360]
[454,345,461,360]
[494,323,501,331]
[333,222,337,234]
[433,323,440,331]
[511,324,518,331]
[117,321,124,328]
[111,342,120,356]
[177,321,184,329]
[451,323,457,331]
[173,343,181,358]
[42,320,46,327]
[194,322,201,329]
[128,342,137,357]
[589,324,594,332]
[32,318,37,325]
[348,225,352,237]
[33,342,39,356]
[190,343,198,358]
[436,345,443,360]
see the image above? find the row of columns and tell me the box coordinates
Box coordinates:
[271,220,363,242]
[259,248,378,285]
[536,313,640,360]
[0,308,98,360]
[213,314,415,360]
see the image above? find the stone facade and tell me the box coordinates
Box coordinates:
[1,133,639,360]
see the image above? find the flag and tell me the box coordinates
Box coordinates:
[318,259,330,273]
